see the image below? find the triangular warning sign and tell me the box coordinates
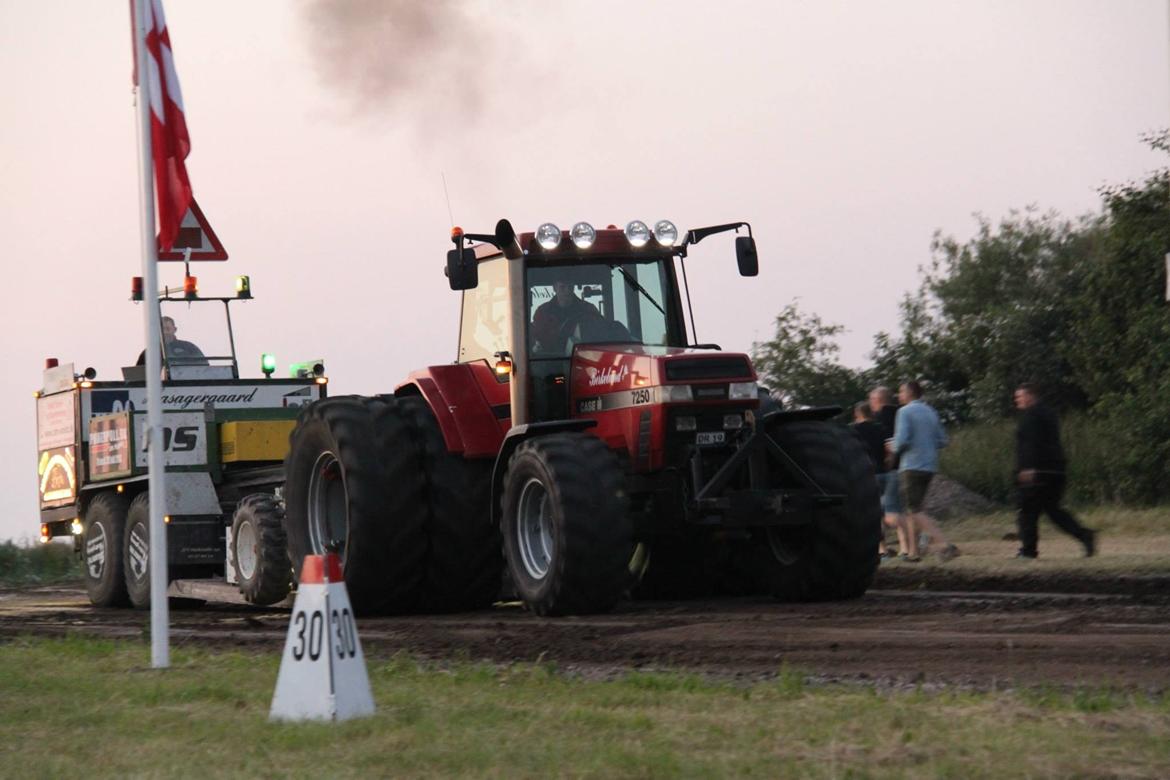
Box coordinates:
[157,200,228,261]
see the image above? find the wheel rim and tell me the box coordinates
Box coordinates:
[235,518,258,580]
[85,521,106,579]
[765,526,805,566]
[516,478,554,581]
[127,521,149,583]
[307,451,348,560]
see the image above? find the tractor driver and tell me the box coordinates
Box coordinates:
[136,315,206,365]
[530,279,602,355]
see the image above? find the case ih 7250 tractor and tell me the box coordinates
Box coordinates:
[284,219,880,616]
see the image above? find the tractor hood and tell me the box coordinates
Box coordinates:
[570,343,758,400]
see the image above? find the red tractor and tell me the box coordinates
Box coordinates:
[283,219,880,615]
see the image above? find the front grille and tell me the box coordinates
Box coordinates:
[665,356,752,382]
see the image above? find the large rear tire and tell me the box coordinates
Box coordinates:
[231,494,291,606]
[283,396,428,615]
[398,396,503,612]
[502,433,632,616]
[755,421,881,601]
[82,491,130,608]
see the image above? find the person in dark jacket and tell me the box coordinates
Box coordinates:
[867,386,908,559]
[1014,383,1096,558]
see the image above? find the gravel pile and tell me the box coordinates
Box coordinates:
[923,473,1001,519]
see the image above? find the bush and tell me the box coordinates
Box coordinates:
[940,413,1135,505]
[0,540,82,586]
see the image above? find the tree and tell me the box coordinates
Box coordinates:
[870,209,1101,422]
[1064,130,1170,501]
[751,301,867,410]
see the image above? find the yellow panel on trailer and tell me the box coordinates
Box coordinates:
[220,420,296,463]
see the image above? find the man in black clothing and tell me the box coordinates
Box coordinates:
[867,386,908,558]
[851,402,886,472]
[1014,383,1096,558]
[530,280,603,355]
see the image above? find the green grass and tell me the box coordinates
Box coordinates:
[0,540,81,586]
[0,637,1168,778]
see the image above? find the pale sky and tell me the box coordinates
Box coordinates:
[2,0,1167,542]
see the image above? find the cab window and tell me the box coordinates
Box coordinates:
[458,257,510,364]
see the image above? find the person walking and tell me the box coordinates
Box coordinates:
[866,387,909,559]
[850,402,892,556]
[892,381,959,562]
[1013,383,1096,559]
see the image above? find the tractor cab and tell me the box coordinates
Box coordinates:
[128,272,253,382]
[448,219,757,428]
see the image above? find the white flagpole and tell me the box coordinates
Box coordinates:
[132,0,170,669]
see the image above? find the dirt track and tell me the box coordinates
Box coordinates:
[3,583,1168,691]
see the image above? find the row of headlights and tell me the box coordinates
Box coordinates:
[661,382,758,403]
[535,220,679,251]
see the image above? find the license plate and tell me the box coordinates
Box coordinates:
[696,431,726,446]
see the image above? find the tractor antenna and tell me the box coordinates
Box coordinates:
[441,171,455,227]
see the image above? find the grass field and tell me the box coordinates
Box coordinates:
[0,637,1167,778]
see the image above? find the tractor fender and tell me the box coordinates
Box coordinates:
[489,419,598,528]
[395,364,508,457]
[760,405,842,426]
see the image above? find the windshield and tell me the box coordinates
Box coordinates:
[526,259,678,358]
[157,300,236,367]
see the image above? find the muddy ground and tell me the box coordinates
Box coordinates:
[3,576,1168,692]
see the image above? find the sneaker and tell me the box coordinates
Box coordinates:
[1015,550,1038,560]
[879,550,897,561]
[898,553,921,563]
[1083,529,1097,558]
[938,543,960,563]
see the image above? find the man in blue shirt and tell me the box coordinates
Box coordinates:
[892,381,959,562]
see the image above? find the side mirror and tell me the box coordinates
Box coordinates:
[446,247,479,290]
[735,236,758,277]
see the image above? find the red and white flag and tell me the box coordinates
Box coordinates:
[134,0,192,253]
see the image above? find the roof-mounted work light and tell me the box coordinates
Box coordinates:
[625,220,651,248]
[653,220,678,247]
[570,222,596,249]
[235,275,252,298]
[536,223,562,250]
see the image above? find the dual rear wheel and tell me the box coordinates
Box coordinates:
[283,395,502,615]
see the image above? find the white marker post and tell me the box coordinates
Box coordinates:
[270,554,375,722]
[131,0,169,669]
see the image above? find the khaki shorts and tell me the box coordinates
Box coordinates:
[899,470,934,513]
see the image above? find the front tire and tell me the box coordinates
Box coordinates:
[755,421,881,601]
[502,433,632,616]
[232,494,291,606]
[82,492,130,607]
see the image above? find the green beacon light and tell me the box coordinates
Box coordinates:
[235,275,252,298]
[261,353,277,378]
